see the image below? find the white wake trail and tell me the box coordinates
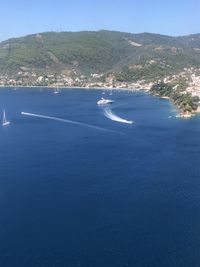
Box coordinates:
[21,112,115,133]
[103,108,134,124]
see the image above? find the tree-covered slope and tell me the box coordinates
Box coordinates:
[0,30,200,77]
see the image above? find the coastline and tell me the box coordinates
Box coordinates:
[0,85,148,92]
[1,85,199,118]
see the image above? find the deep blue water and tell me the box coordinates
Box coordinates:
[0,87,200,267]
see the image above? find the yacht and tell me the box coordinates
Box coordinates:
[97,97,114,105]
[2,109,10,126]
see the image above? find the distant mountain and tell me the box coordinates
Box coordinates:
[0,30,200,79]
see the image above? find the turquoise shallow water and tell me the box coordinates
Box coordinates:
[0,88,200,267]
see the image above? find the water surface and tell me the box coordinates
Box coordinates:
[0,88,200,267]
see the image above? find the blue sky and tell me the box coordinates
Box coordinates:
[1,0,199,41]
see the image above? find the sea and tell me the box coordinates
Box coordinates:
[0,87,200,267]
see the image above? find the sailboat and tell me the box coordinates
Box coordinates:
[2,109,10,126]
[54,85,60,94]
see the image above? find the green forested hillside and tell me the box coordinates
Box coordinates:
[0,30,200,78]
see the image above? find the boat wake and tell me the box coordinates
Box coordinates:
[103,108,134,124]
[21,112,115,133]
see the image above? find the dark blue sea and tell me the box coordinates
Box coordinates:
[0,87,200,267]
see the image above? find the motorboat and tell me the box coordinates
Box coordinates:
[97,97,114,105]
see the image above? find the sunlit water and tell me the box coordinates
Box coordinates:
[0,88,200,267]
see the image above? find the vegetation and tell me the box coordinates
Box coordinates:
[115,63,172,82]
[150,82,200,113]
[0,30,200,77]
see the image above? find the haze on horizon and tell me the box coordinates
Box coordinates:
[1,0,200,41]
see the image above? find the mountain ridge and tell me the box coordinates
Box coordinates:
[1,30,200,77]
[0,30,200,116]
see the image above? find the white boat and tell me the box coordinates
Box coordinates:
[97,97,114,105]
[54,86,60,94]
[2,109,10,126]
